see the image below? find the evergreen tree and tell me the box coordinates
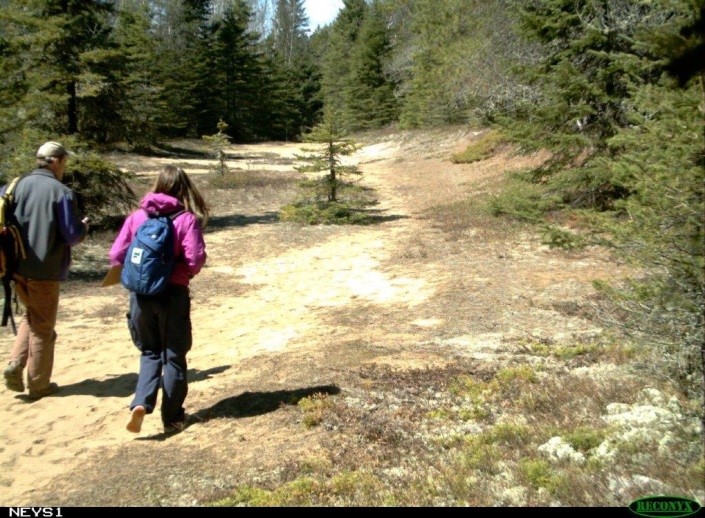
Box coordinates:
[206,1,268,141]
[319,0,367,128]
[151,0,212,137]
[202,118,232,175]
[497,0,683,209]
[491,0,704,403]
[111,0,164,147]
[345,0,399,130]
[593,78,704,395]
[265,0,320,140]
[270,0,309,67]
[295,106,361,203]
[0,0,118,139]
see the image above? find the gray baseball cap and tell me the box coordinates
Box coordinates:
[36,141,72,159]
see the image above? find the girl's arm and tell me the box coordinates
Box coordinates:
[108,215,136,266]
[180,214,207,277]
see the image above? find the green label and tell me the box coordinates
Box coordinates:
[629,497,702,518]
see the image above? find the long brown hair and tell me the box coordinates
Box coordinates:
[152,165,210,227]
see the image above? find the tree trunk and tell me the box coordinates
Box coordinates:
[67,80,78,135]
[328,140,336,202]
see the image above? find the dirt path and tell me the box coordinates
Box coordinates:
[0,129,628,506]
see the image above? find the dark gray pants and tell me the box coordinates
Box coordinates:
[127,285,192,426]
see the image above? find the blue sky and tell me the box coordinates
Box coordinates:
[304,0,343,32]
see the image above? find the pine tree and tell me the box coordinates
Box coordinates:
[295,106,361,203]
[497,0,684,209]
[202,118,232,175]
[345,0,399,130]
[206,1,268,141]
[270,0,309,68]
[265,0,320,140]
[0,0,118,139]
[111,0,164,147]
[319,0,367,128]
[151,0,213,137]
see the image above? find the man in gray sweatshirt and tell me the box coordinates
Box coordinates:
[3,141,89,399]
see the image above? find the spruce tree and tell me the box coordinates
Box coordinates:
[295,107,361,203]
[202,118,232,175]
[0,0,117,139]
[206,1,267,141]
[151,0,212,137]
[345,0,399,130]
[497,0,684,209]
[319,0,367,129]
[265,0,320,140]
[111,0,164,147]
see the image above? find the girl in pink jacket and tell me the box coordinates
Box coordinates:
[109,165,209,434]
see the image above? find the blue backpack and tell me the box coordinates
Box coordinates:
[120,210,183,296]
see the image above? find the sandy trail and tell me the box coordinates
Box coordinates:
[0,130,624,505]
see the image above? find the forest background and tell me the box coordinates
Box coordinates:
[0,0,703,506]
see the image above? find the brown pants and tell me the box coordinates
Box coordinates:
[10,274,60,392]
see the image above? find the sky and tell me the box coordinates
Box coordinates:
[304,0,344,32]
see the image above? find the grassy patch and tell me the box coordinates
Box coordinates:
[451,130,508,164]
[562,426,608,453]
[298,393,335,428]
[206,169,297,190]
[423,197,526,242]
[489,172,563,222]
[280,200,375,225]
[518,458,567,494]
[486,422,533,447]
[211,471,389,507]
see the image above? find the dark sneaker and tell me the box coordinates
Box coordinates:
[3,362,24,392]
[27,382,59,400]
[163,420,187,434]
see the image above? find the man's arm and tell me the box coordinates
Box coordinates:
[57,192,88,246]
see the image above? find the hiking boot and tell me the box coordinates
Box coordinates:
[27,382,59,400]
[3,362,24,392]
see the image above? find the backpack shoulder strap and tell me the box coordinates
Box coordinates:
[143,209,185,220]
[3,175,24,198]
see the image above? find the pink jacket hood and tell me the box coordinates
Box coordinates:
[108,192,207,286]
[140,192,184,216]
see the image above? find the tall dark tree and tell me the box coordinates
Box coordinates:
[319,0,367,128]
[265,0,320,140]
[106,0,164,146]
[270,0,308,67]
[345,0,399,130]
[151,0,212,137]
[0,0,117,139]
[206,0,268,141]
[498,0,680,209]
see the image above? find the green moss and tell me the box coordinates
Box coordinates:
[553,343,599,360]
[449,375,488,399]
[518,459,566,494]
[486,422,533,447]
[458,436,502,473]
[210,485,277,507]
[563,427,607,452]
[330,471,381,496]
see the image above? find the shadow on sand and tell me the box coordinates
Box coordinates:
[16,365,232,401]
[135,384,341,441]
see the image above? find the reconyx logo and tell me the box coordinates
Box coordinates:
[629,496,702,518]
